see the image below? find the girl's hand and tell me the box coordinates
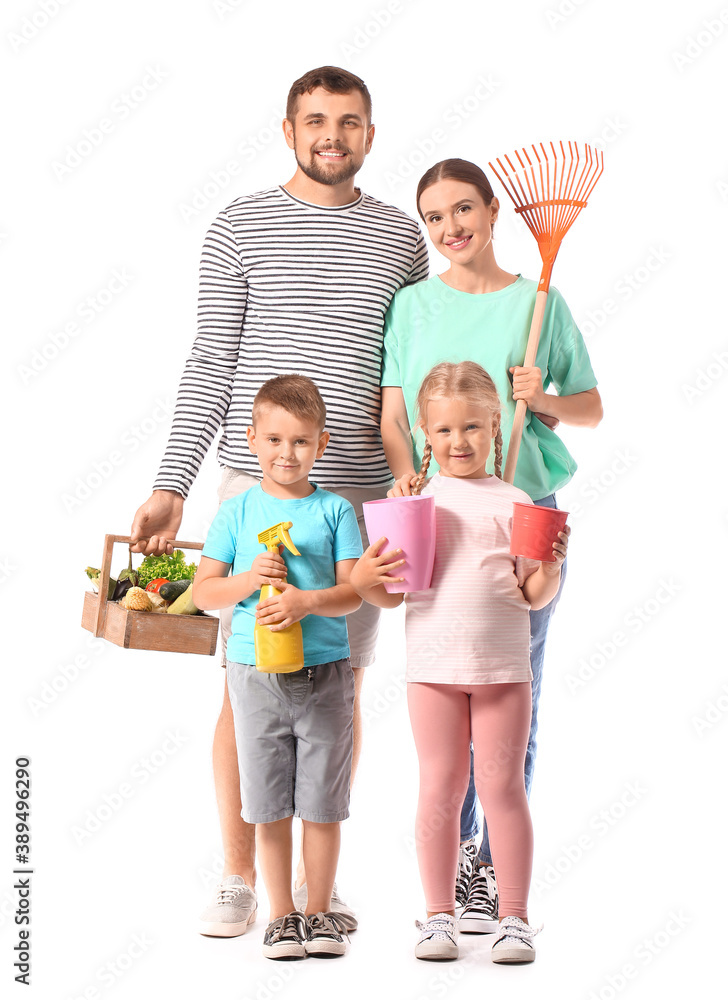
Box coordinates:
[255,580,310,630]
[544,526,570,571]
[388,473,418,497]
[510,365,547,412]
[350,538,406,592]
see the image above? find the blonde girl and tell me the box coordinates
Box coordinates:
[350,361,569,964]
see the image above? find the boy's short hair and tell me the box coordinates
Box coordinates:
[286,65,372,124]
[252,375,327,430]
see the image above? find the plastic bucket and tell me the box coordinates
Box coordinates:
[510,502,568,562]
[362,494,436,593]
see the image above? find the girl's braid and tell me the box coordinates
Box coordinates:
[493,425,503,479]
[410,441,432,496]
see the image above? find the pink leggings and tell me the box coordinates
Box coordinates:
[407,681,533,917]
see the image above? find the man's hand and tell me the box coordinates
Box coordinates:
[130,490,184,555]
[510,365,547,413]
[249,551,287,590]
[255,581,311,631]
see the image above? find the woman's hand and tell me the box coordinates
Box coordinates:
[388,473,418,497]
[350,538,405,592]
[510,365,547,412]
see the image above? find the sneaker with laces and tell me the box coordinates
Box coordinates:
[459,863,498,934]
[262,911,309,960]
[454,840,477,919]
[198,875,257,937]
[414,912,459,961]
[491,915,542,964]
[305,911,349,957]
[292,882,358,932]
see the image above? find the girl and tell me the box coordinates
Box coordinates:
[350,362,569,963]
[379,159,601,931]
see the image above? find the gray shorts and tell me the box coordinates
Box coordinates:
[226,658,355,824]
[217,467,387,668]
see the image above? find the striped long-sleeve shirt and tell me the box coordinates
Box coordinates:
[154,185,429,496]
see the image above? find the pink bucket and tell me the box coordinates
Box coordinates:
[362,494,436,593]
[510,502,568,562]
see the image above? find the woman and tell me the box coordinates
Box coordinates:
[380,158,602,932]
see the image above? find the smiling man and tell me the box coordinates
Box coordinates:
[130,66,428,939]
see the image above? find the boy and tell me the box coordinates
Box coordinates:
[193,375,362,960]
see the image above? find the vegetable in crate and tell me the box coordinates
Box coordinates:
[117,549,139,588]
[159,579,191,602]
[167,586,199,616]
[85,567,117,600]
[137,550,197,589]
[120,587,153,612]
[145,578,170,593]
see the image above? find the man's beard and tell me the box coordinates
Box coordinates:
[294,144,360,187]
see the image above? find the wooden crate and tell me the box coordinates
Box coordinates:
[81,534,218,655]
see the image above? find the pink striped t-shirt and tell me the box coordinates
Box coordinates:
[405,473,540,684]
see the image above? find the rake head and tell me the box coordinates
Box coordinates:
[489,141,603,290]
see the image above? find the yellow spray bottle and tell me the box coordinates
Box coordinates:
[254,521,304,673]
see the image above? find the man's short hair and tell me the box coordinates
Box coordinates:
[252,375,327,430]
[286,65,372,124]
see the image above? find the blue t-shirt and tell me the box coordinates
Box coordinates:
[202,483,363,667]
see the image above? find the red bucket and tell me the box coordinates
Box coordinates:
[510,503,568,562]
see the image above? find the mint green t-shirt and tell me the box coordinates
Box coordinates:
[381,274,598,501]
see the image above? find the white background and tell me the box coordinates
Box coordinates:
[3,1,726,998]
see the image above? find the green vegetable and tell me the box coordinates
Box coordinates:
[85,567,117,600]
[159,579,192,602]
[117,549,139,588]
[137,550,197,590]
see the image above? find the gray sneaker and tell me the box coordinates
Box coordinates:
[262,911,308,960]
[305,912,349,957]
[459,863,498,934]
[292,882,358,932]
[455,840,477,919]
[199,875,257,937]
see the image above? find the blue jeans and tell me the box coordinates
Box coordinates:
[459,493,567,864]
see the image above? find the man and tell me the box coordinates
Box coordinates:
[130,66,428,937]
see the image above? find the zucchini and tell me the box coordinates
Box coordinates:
[159,579,192,602]
[167,585,199,616]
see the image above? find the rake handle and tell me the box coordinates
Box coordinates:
[503,289,549,485]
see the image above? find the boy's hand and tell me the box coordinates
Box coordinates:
[543,526,570,573]
[350,538,406,592]
[388,474,418,497]
[255,581,311,630]
[249,550,287,589]
[510,365,546,412]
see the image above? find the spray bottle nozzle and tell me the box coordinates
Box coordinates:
[257,521,301,557]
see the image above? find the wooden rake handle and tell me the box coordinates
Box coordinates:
[93,535,203,637]
[503,287,549,485]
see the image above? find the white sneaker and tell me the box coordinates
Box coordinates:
[415,912,459,961]
[454,840,477,919]
[199,875,257,937]
[293,881,358,932]
[490,915,542,964]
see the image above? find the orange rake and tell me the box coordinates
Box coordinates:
[488,141,604,484]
